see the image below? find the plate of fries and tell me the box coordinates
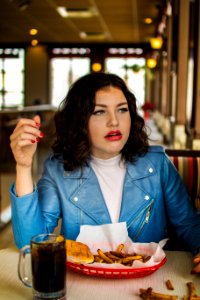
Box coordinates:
[66,242,167,279]
[66,223,167,278]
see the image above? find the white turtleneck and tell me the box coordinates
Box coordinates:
[90,155,126,223]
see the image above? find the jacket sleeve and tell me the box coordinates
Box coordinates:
[162,154,200,254]
[10,157,61,249]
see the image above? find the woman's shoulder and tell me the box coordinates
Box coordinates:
[42,151,64,170]
[140,145,168,165]
[44,151,62,162]
[42,152,90,178]
[143,145,171,168]
[147,145,165,154]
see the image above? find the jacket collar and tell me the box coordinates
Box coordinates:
[63,155,156,180]
[126,156,156,180]
[63,163,91,178]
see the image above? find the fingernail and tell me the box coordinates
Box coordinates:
[31,140,35,144]
[35,122,40,128]
[39,132,44,138]
[36,137,40,142]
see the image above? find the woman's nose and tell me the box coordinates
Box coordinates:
[107,112,119,126]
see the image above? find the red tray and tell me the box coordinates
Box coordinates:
[66,256,167,279]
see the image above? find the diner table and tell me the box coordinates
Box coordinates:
[0,247,199,300]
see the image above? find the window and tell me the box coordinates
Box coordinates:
[0,48,25,108]
[105,57,145,108]
[50,48,90,107]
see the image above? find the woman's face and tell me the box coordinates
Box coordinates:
[88,86,131,159]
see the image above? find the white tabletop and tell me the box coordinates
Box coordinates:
[0,247,199,300]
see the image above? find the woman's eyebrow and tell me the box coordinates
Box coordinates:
[117,102,128,106]
[95,102,128,107]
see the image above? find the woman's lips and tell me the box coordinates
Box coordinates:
[104,130,122,141]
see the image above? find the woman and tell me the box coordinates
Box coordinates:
[10,72,200,273]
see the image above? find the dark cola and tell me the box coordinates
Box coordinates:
[31,236,66,299]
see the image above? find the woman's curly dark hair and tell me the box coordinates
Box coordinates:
[52,72,149,170]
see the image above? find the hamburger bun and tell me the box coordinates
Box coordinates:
[66,240,94,264]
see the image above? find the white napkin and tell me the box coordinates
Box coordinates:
[76,222,167,269]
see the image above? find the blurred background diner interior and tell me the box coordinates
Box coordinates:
[0,0,200,248]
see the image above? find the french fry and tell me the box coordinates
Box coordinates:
[146,287,153,300]
[143,255,151,262]
[139,288,178,300]
[184,281,200,300]
[97,249,113,263]
[109,250,125,258]
[183,297,200,300]
[116,243,124,253]
[105,252,123,263]
[106,252,121,260]
[166,280,174,290]
[140,287,152,300]
[121,255,143,264]
[186,282,197,298]
[140,282,200,300]
[94,255,104,263]
[93,244,152,266]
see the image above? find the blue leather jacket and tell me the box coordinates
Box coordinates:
[10,146,200,253]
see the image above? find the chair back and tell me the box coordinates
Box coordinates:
[165,149,200,211]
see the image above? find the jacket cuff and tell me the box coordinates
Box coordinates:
[10,182,36,197]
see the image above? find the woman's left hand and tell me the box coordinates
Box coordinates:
[191,251,200,273]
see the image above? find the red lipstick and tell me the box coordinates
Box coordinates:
[104,130,122,141]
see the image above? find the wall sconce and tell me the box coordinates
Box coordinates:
[150,37,163,49]
[92,63,102,72]
[31,39,38,46]
[147,58,157,69]
[29,28,38,36]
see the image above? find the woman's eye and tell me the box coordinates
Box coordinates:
[119,107,129,113]
[93,110,105,115]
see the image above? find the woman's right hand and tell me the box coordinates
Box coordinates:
[10,115,44,168]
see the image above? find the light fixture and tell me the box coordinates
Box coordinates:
[147,58,157,69]
[57,6,97,18]
[144,18,152,24]
[79,32,106,41]
[29,28,38,36]
[31,39,38,46]
[150,37,163,49]
[92,63,102,72]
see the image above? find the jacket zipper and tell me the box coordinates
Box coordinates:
[128,200,153,228]
[132,204,152,241]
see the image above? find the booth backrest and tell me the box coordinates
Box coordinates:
[165,149,200,211]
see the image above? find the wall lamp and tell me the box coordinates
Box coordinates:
[147,58,157,69]
[150,37,163,49]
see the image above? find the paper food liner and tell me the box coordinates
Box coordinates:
[73,222,167,269]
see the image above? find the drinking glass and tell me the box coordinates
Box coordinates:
[18,233,66,299]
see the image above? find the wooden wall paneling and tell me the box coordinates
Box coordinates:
[176,0,190,124]
[194,0,200,137]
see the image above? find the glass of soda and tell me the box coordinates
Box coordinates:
[18,233,66,299]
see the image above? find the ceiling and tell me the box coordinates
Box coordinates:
[0,0,164,46]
